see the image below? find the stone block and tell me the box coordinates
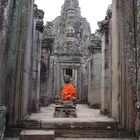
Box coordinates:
[20,130,55,140]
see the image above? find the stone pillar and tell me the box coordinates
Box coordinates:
[112,0,136,133]
[88,34,102,108]
[40,22,53,106]
[136,0,140,102]
[2,0,35,126]
[29,5,44,113]
[112,0,121,122]
[99,6,112,116]
[135,0,140,136]
[0,0,8,105]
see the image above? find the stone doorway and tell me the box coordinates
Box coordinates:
[63,68,77,88]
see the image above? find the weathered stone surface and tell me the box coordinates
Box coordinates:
[0,106,6,139]
[99,5,112,116]
[0,0,8,105]
[112,0,136,134]
[28,4,44,113]
[20,130,55,140]
[42,0,91,103]
[0,0,45,128]
[88,33,102,108]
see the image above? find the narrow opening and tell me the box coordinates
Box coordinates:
[66,68,72,77]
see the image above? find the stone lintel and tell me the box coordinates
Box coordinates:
[42,39,54,49]
[89,44,101,52]
[55,53,83,57]
[36,20,44,32]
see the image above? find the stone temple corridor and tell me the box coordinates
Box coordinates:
[29,104,114,121]
[1,0,140,139]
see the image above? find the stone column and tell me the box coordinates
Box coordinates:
[40,22,53,106]
[0,0,8,105]
[88,34,102,108]
[99,6,112,116]
[29,5,44,113]
[136,0,140,102]
[3,0,34,126]
[112,0,120,122]
[135,0,140,136]
[112,0,136,133]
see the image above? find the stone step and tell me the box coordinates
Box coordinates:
[19,119,118,138]
[4,137,137,140]
[20,130,55,140]
[56,138,136,140]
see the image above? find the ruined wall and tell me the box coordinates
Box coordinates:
[112,0,136,133]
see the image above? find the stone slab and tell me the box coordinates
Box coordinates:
[20,130,55,140]
[4,137,137,140]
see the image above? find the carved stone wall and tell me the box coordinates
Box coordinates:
[43,0,91,102]
[112,0,136,133]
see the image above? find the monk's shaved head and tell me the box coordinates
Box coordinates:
[64,75,70,83]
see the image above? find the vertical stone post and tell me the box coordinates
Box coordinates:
[3,0,34,126]
[29,5,44,112]
[111,0,120,122]
[112,0,136,134]
[40,22,53,106]
[99,5,112,116]
[135,0,140,136]
[88,34,102,108]
[0,0,7,105]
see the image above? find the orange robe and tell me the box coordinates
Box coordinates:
[61,83,77,101]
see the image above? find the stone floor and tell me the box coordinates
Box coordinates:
[29,104,114,122]
[5,105,136,140]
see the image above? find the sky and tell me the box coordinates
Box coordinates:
[35,0,112,33]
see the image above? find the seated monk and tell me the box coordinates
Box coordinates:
[60,75,77,102]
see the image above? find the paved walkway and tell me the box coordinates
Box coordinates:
[29,104,114,122]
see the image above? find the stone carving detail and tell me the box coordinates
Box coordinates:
[42,0,91,99]
[89,33,101,47]
[43,0,91,57]
[55,40,81,54]
[0,0,7,31]
[34,4,44,32]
